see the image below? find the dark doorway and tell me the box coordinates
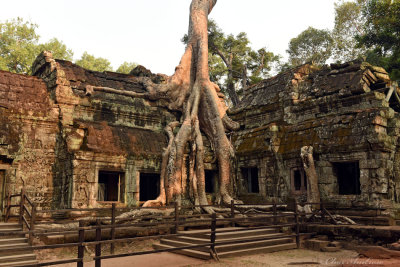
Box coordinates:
[205,170,216,193]
[242,167,259,193]
[333,162,361,195]
[291,168,307,193]
[97,171,125,202]
[140,173,160,201]
[294,170,302,191]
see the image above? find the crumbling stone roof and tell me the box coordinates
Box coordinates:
[234,61,392,111]
[55,59,146,94]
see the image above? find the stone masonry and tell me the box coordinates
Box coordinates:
[1,53,400,211]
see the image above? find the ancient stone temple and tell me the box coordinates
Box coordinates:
[0,52,399,210]
[231,62,400,208]
[0,52,180,209]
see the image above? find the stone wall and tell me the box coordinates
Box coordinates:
[0,52,181,210]
[231,61,400,208]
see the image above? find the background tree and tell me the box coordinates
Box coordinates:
[184,19,278,106]
[332,0,367,62]
[116,61,137,74]
[75,52,113,72]
[0,18,39,74]
[38,38,74,62]
[357,0,400,80]
[0,18,74,74]
[287,26,334,67]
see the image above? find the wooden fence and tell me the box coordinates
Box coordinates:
[1,190,336,267]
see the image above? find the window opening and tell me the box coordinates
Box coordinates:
[97,171,125,202]
[333,162,361,195]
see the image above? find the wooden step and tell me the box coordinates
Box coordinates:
[0,223,21,230]
[205,228,279,240]
[179,227,277,239]
[0,237,27,246]
[153,243,211,260]
[0,259,38,267]
[0,253,36,264]
[0,243,32,256]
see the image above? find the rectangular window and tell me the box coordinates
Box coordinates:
[332,162,361,195]
[97,171,125,202]
[139,173,160,201]
[242,167,259,193]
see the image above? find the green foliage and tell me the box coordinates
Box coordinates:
[332,0,368,62]
[287,27,334,67]
[116,61,137,74]
[357,0,400,80]
[0,18,39,74]
[38,38,74,61]
[184,19,278,106]
[75,52,113,72]
[0,18,74,74]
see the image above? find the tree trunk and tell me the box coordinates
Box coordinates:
[300,146,320,208]
[141,0,240,211]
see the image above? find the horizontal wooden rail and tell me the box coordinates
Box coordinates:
[94,241,214,261]
[21,258,83,267]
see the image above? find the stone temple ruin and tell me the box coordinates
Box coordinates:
[0,51,399,212]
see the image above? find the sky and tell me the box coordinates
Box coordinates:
[0,0,336,75]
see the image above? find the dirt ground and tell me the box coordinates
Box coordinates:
[47,248,400,267]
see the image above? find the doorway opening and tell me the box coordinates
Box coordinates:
[242,167,259,193]
[97,171,125,202]
[332,162,361,195]
[139,173,160,201]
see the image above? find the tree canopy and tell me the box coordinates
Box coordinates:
[287,26,333,67]
[0,18,138,74]
[116,61,138,74]
[75,52,113,72]
[184,19,278,106]
[357,0,400,80]
[0,18,40,74]
[332,0,367,62]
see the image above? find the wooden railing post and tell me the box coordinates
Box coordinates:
[320,201,325,223]
[294,199,300,249]
[174,202,179,234]
[95,219,101,267]
[5,193,11,222]
[110,203,116,254]
[19,189,25,225]
[29,203,36,245]
[230,200,235,227]
[210,213,217,256]
[77,220,85,267]
[273,199,277,225]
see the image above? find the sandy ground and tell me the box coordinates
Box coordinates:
[48,248,380,267]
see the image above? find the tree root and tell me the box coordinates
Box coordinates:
[141,0,239,212]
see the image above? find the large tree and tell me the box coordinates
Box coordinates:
[332,0,367,62]
[0,18,39,74]
[188,20,278,106]
[140,0,240,211]
[287,26,334,67]
[0,18,74,74]
[357,0,400,80]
